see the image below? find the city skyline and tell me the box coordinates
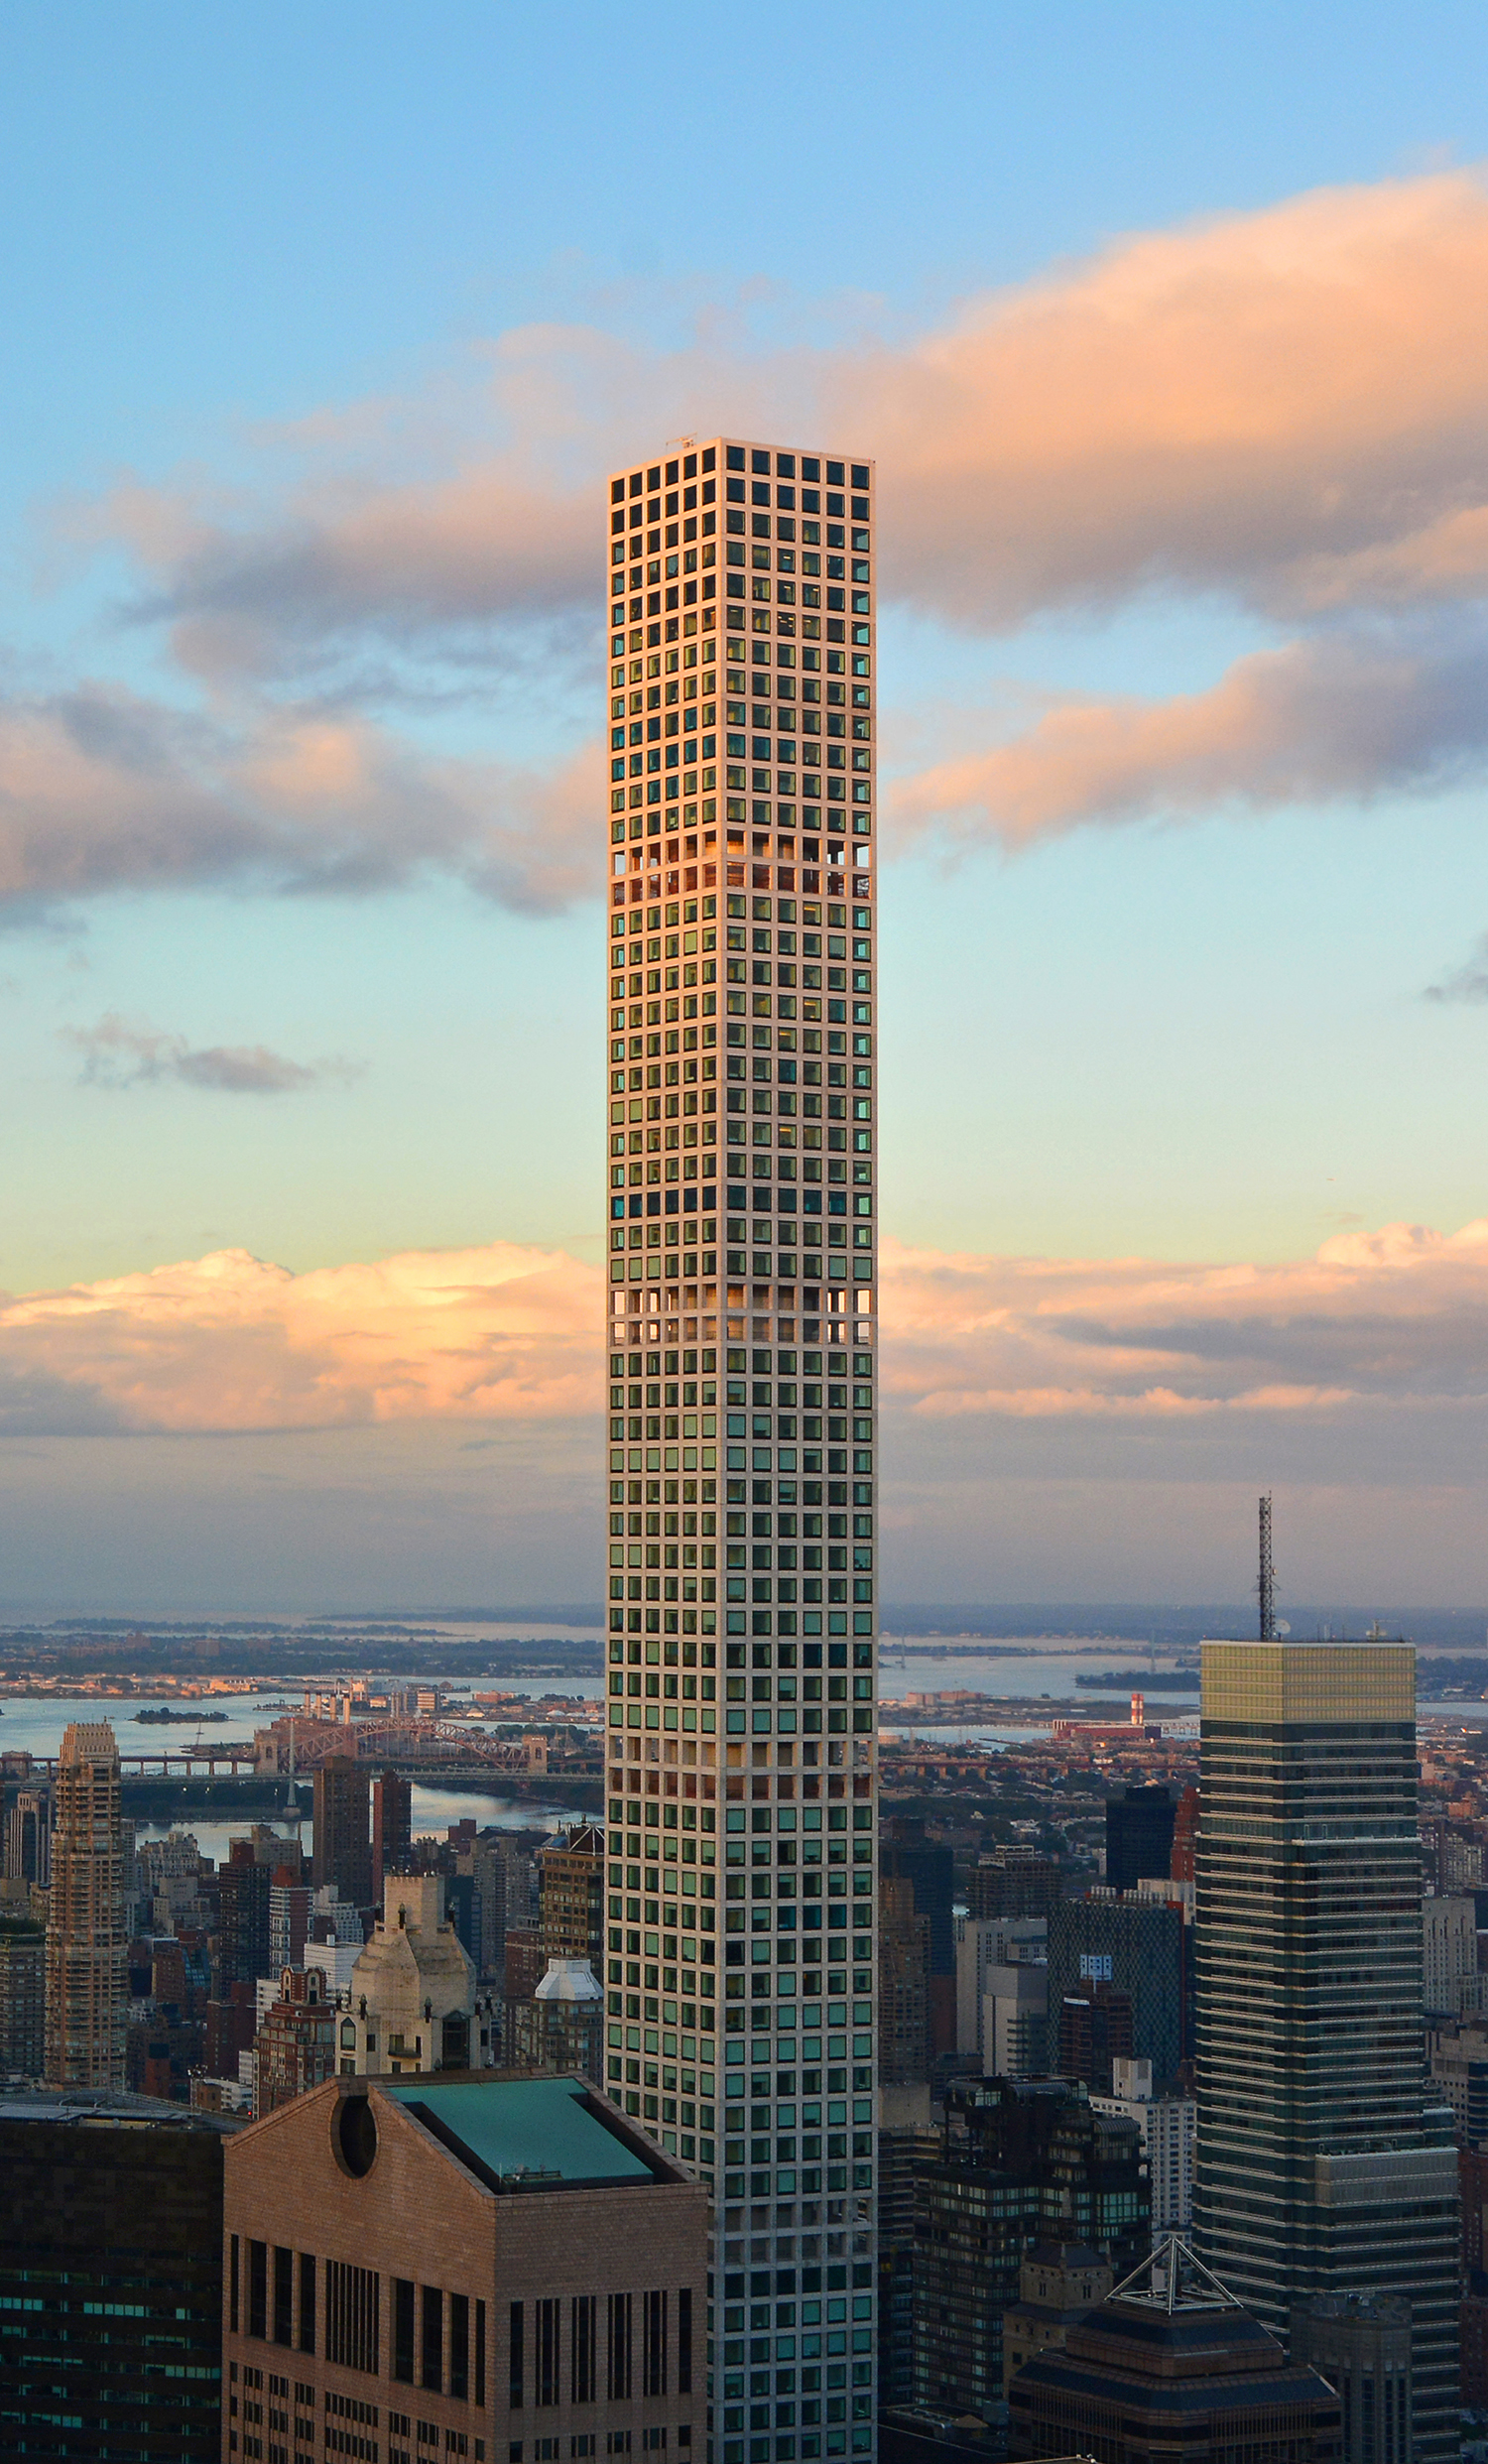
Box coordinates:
[7,7,1488,1607]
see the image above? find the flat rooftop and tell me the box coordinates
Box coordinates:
[383,2076,660,2190]
[0,2084,242,2135]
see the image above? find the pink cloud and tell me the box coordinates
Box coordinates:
[79,169,1488,676]
[0,1242,599,1434]
[0,687,603,915]
[6,1220,1488,1439]
[887,622,1488,846]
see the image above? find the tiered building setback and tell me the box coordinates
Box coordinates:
[604,437,880,2464]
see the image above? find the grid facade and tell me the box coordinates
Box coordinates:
[44,1721,127,2089]
[604,436,879,2464]
[1193,1642,1460,2464]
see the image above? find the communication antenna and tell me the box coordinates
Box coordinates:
[1258,1494,1276,1643]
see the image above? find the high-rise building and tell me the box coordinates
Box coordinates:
[269,1868,312,1973]
[0,2084,232,2461]
[1423,1895,1478,2017]
[223,2072,707,2464]
[539,1821,606,1968]
[1047,1893,1185,2091]
[602,435,880,2464]
[0,1915,46,2078]
[253,1964,339,2117]
[983,1961,1050,2079]
[1104,1785,1178,1896]
[313,1756,372,1910]
[4,1786,50,1887]
[1193,1643,1460,2464]
[876,2086,939,2412]
[965,1850,1062,1922]
[954,1912,1048,2063]
[218,1837,273,1989]
[911,2077,1150,2424]
[1091,2057,1195,2233]
[507,1955,606,2083]
[878,1876,930,2084]
[881,1819,955,2057]
[45,1720,127,2089]
[1292,2291,1413,2464]
[371,1766,412,1901]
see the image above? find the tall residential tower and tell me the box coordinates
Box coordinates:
[1193,1642,1459,2464]
[45,1720,127,2088]
[604,437,879,2464]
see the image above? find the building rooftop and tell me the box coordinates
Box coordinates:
[383,2074,659,2189]
[0,2083,243,2135]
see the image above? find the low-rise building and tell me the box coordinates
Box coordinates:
[1008,2236,1340,2464]
[222,2071,707,2464]
[1002,2241,1114,2396]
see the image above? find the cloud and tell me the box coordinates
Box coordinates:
[0,685,602,917]
[1425,935,1488,1003]
[882,1220,1488,1418]
[26,168,1488,905]
[74,169,1488,680]
[888,620,1488,847]
[62,1012,359,1094]
[5,1220,1488,1440]
[0,1242,598,1435]
[853,172,1488,629]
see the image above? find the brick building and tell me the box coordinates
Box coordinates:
[221,2070,707,2464]
[254,1967,338,2118]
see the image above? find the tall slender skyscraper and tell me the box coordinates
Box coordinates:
[1193,1643,1459,2464]
[45,1721,127,2088]
[603,437,879,2464]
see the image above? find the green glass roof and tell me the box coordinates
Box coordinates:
[384,2078,653,2187]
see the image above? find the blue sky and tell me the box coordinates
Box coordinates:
[6,2,1488,1611]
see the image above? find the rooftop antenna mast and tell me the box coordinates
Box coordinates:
[1259,1494,1276,1643]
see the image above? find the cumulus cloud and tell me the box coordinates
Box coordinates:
[62,1012,360,1094]
[5,1221,1488,1439]
[0,685,602,917]
[0,1242,599,1435]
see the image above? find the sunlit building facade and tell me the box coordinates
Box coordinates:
[604,437,880,2464]
[1194,1643,1459,2464]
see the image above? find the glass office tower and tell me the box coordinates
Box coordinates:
[602,437,879,2464]
[1194,1643,1459,2464]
